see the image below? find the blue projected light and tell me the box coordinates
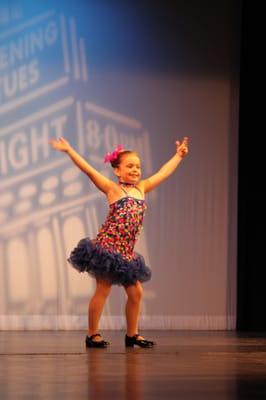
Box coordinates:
[0,0,155,315]
[0,0,239,330]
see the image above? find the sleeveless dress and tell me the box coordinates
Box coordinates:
[67,186,152,286]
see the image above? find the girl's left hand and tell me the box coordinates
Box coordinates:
[176,137,189,158]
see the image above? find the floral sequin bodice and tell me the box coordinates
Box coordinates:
[96,196,146,261]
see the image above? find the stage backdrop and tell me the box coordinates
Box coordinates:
[0,0,240,330]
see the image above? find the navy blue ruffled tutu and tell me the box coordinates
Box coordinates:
[67,237,152,286]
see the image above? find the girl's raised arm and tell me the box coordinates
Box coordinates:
[140,137,189,193]
[50,137,114,194]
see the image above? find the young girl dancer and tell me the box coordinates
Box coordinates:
[50,136,189,348]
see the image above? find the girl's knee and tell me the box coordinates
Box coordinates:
[95,280,112,298]
[126,282,143,303]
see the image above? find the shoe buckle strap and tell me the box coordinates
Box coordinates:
[90,333,101,339]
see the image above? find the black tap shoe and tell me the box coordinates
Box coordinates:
[125,334,155,348]
[85,333,110,348]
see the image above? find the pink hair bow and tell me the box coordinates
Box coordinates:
[104,144,124,163]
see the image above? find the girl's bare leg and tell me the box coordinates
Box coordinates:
[88,279,112,340]
[124,281,143,337]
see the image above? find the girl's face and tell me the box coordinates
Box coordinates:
[115,154,142,184]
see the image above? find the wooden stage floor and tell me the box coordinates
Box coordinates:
[1,330,266,399]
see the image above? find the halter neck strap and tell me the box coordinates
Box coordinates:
[119,184,143,197]
[120,186,128,195]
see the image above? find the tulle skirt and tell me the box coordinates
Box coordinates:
[67,237,152,286]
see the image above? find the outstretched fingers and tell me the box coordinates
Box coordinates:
[176,136,189,157]
[49,137,70,152]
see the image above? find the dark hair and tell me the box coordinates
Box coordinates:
[110,150,139,168]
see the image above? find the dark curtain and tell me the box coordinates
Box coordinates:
[237,0,266,330]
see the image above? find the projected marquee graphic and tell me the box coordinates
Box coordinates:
[0,5,153,321]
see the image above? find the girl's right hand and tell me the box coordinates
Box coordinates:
[49,137,71,152]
